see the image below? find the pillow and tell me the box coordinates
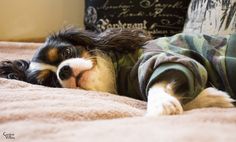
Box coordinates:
[84,0,191,38]
[184,0,236,35]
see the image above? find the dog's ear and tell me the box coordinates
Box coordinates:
[96,29,152,53]
[0,59,30,82]
[46,26,97,48]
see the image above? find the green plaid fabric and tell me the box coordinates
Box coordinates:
[111,33,236,102]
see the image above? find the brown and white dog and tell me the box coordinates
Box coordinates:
[0,27,234,116]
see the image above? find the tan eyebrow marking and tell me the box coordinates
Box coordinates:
[48,48,58,62]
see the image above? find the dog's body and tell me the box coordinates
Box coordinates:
[0,28,235,116]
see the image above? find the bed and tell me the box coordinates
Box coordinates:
[0,42,236,142]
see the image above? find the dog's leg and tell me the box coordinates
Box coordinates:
[145,82,183,116]
[183,87,235,110]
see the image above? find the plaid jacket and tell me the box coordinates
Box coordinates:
[111,33,236,103]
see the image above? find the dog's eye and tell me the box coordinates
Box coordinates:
[62,48,73,59]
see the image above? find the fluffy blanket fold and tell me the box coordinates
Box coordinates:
[0,42,236,142]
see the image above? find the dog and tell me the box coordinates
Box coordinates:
[0,27,235,116]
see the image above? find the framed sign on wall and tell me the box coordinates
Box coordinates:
[84,0,191,38]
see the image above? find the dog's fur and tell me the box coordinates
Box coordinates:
[0,27,234,116]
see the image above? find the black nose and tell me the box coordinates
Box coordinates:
[59,65,72,80]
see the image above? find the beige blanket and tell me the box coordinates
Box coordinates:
[0,42,236,142]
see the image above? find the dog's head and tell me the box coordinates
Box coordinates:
[0,27,151,94]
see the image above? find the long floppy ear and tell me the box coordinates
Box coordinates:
[96,28,152,53]
[46,26,98,48]
[0,60,30,82]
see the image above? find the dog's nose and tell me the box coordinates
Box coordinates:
[59,65,72,80]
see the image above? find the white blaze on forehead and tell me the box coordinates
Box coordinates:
[57,58,93,76]
[29,62,57,73]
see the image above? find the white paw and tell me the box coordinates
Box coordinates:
[145,87,183,116]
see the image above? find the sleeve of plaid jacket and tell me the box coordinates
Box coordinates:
[136,35,209,103]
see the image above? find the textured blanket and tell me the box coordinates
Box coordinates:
[0,42,236,142]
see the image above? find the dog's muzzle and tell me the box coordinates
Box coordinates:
[56,58,93,88]
[58,65,85,83]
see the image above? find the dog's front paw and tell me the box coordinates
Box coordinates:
[145,88,183,117]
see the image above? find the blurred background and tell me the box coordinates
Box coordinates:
[0,0,192,41]
[0,0,84,41]
[0,0,234,41]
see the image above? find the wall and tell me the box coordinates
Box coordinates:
[0,0,84,41]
